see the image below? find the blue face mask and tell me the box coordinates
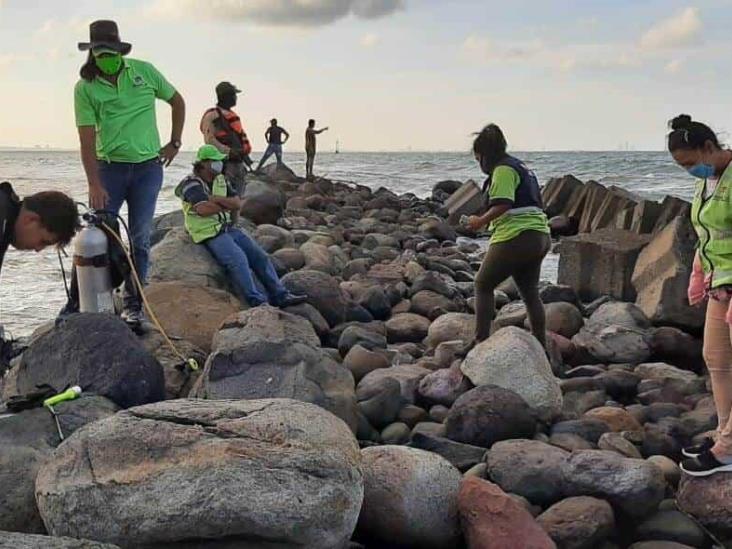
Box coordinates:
[210,160,224,174]
[687,163,715,179]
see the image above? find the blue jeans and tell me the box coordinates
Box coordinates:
[98,159,163,307]
[204,226,288,306]
[257,143,283,169]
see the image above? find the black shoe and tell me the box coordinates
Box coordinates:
[277,293,308,308]
[682,437,715,458]
[681,450,732,477]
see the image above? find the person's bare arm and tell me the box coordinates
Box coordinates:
[212,195,242,211]
[78,126,108,209]
[282,129,290,143]
[201,111,231,154]
[315,127,329,134]
[192,201,226,217]
[159,92,186,166]
[264,128,271,143]
[466,203,512,231]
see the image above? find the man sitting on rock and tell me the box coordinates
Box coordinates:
[175,145,307,308]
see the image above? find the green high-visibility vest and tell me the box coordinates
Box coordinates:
[175,174,231,244]
[691,166,732,288]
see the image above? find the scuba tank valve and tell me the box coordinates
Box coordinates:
[73,212,114,313]
[43,386,82,408]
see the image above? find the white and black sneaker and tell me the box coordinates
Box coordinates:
[681,450,732,477]
[682,437,715,459]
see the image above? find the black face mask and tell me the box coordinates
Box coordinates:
[218,93,236,109]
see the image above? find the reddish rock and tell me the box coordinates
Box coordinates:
[458,477,557,549]
[583,406,643,432]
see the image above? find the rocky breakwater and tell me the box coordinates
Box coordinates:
[0,164,725,548]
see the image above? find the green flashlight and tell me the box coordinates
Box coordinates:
[43,386,82,408]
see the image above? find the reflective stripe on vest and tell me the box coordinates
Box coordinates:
[504,206,544,216]
[180,174,230,244]
[690,164,732,288]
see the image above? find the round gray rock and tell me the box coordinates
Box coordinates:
[358,445,461,548]
[36,399,363,549]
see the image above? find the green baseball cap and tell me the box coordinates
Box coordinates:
[196,144,227,162]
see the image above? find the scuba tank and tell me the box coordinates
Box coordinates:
[73,220,114,313]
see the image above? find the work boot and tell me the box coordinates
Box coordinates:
[277,293,308,308]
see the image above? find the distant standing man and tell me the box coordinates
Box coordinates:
[200,81,253,194]
[305,119,329,180]
[74,20,185,325]
[256,119,289,171]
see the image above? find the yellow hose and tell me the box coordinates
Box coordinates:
[101,222,199,371]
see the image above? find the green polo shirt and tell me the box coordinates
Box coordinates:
[487,165,550,244]
[74,58,176,163]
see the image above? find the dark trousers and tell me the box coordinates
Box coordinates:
[474,230,551,346]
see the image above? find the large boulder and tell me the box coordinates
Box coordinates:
[561,450,665,518]
[36,399,363,549]
[587,301,652,331]
[144,281,242,353]
[148,227,230,291]
[281,269,348,327]
[445,385,537,448]
[358,446,462,548]
[632,216,705,332]
[485,440,570,506]
[536,496,615,549]
[458,477,557,549]
[461,327,562,422]
[192,306,358,432]
[0,396,118,534]
[358,364,431,405]
[426,313,475,348]
[385,313,431,343]
[557,229,651,302]
[543,302,584,339]
[139,331,206,399]
[15,314,165,409]
[677,474,732,538]
[572,323,651,364]
[417,365,472,407]
[240,178,287,225]
[0,531,119,548]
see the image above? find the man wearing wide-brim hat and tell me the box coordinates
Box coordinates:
[74,20,186,327]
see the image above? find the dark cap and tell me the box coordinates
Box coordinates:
[78,20,132,55]
[216,81,242,97]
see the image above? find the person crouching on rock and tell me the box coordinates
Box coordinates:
[0,182,79,277]
[175,145,307,308]
[460,124,551,355]
[668,114,732,477]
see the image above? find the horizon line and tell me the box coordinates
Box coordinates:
[0,147,668,154]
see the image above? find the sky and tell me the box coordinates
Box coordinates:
[0,0,730,152]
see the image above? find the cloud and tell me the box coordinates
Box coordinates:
[461,35,642,73]
[146,0,405,27]
[665,59,683,74]
[360,33,379,47]
[640,7,702,50]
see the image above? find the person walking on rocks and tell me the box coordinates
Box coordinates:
[256,119,289,171]
[305,119,329,180]
[175,145,307,308]
[74,20,185,326]
[669,115,732,477]
[200,81,253,193]
[461,123,551,353]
